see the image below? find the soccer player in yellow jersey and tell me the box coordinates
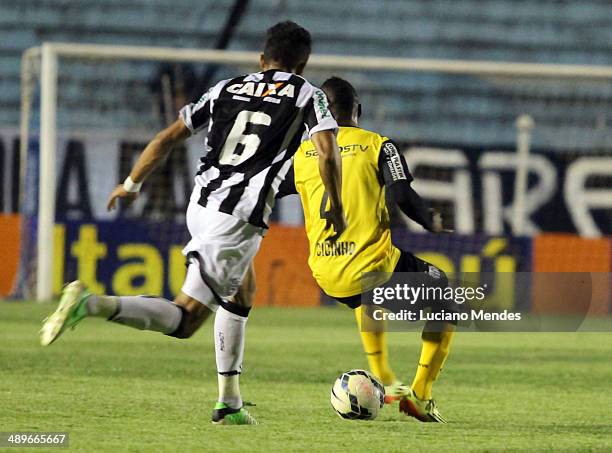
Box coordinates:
[276,77,457,422]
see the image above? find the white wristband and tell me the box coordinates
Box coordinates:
[123,176,143,193]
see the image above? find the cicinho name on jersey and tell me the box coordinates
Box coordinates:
[316,240,357,256]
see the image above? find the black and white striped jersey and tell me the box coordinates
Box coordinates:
[180,69,338,228]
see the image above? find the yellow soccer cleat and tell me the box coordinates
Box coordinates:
[399,389,447,423]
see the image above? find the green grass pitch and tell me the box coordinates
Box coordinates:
[1,301,611,452]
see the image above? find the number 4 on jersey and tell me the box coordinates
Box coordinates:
[319,191,333,229]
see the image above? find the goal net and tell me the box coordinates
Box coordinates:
[17,43,612,301]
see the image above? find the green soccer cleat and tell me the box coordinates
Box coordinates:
[399,389,447,423]
[39,281,91,346]
[384,381,411,404]
[211,402,258,425]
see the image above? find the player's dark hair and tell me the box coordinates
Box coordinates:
[263,21,312,70]
[321,76,360,119]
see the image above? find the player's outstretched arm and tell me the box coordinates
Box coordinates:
[379,140,452,233]
[429,208,453,233]
[311,130,347,238]
[107,118,191,211]
[392,185,452,233]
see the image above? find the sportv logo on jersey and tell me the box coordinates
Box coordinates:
[226,82,295,98]
[304,144,369,158]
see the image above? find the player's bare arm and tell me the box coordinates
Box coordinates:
[311,129,347,237]
[106,118,191,211]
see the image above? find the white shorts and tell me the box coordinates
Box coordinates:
[181,202,265,310]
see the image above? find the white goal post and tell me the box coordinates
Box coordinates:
[21,42,612,301]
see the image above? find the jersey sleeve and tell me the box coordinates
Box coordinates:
[378,140,434,231]
[276,165,297,198]
[303,88,338,137]
[179,87,213,135]
[378,140,414,185]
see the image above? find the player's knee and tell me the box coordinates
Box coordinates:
[232,285,255,308]
[168,327,192,339]
[233,264,256,308]
[167,303,211,339]
[422,330,443,343]
[167,311,199,339]
[246,279,256,301]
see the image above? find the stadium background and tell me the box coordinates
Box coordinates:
[0,0,610,312]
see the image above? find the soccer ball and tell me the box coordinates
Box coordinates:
[330,369,385,420]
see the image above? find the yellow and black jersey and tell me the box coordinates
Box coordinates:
[278,126,424,298]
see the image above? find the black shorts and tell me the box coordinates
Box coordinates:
[329,251,459,319]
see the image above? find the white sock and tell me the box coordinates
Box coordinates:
[214,305,248,409]
[102,295,182,334]
[86,295,119,318]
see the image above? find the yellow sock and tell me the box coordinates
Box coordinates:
[355,306,396,385]
[411,325,455,400]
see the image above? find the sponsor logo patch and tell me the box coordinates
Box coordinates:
[314,89,331,118]
[383,142,407,181]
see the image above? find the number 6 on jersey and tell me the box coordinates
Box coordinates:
[219,111,272,166]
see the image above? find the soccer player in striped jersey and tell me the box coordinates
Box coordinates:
[276,77,457,422]
[40,21,346,425]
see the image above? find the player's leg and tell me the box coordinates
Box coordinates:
[411,321,455,402]
[180,203,260,425]
[354,304,396,386]
[212,262,256,424]
[178,250,258,425]
[333,294,407,403]
[400,320,455,423]
[40,258,215,345]
[396,252,457,423]
[91,293,212,338]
